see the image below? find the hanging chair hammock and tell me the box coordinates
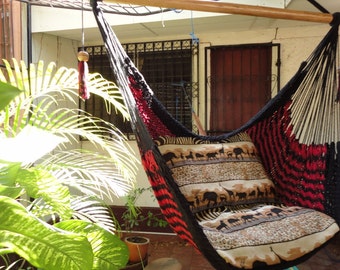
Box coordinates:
[91,1,339,269]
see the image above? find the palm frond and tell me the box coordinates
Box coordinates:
[1,59,129,128]
[87,73,129,119]
[40,150,135,199]
[1,59,138,196]
[22,102,138,189]
[71,196,118,233]
[0,59,137,268]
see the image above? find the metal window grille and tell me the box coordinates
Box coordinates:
[82,39,198,137]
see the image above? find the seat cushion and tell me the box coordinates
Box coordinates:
[199,204,339,269]
[156,133,339,268]
[156,133,276,213]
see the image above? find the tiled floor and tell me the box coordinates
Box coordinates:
[142,232,340,270]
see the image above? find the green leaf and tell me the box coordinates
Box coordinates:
[0,184,23,198]
[17,167,73,220]
[56,220,129,270]
[0,81,22,111]
[0,196,93,270]
[0,162,23,198]
[0,161,21,186]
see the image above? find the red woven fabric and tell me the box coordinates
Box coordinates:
[247,103,327,211]
[141,150,198,249]
[129,77,174,139]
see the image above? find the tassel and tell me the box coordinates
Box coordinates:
[77,50,90,100]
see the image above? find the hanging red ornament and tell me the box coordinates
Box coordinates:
[78,50,90,100]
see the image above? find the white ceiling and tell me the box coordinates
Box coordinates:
[38,0,340,43]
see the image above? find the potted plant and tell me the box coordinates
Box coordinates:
[120,187,168,268]
[123,236,150,268]
[122,187,168,232]
[0,59,138,270]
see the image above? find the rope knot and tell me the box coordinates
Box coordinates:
[330,12,340,26]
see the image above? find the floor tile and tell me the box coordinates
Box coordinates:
[139,232,340,269]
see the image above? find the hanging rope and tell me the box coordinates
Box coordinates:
[189,11,199,45]
[288,23,340,145]
[78,0,90,100]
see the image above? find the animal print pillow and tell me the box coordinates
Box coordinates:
[155,133,277,213]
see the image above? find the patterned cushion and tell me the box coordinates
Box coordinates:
[156,133,276,213]
[156,133,339,268]
[200,204,339,268]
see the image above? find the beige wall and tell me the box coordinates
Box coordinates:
[200,24,329,83]
[31,22,333,207]
[32,33,79,69]
[197,24,330,124]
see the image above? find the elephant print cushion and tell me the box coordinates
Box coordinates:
[199,204,339,268]
[155,133,277,214]
[156,133,339,268]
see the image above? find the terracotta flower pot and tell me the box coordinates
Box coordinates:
[124,236,150,264]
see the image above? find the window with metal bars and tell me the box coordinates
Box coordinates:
[82,39,196,138]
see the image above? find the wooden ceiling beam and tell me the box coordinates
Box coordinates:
[104,0,333,24]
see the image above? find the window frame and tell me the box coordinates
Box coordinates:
[81,39,199,138]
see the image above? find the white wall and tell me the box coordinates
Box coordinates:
[31,22,333,207]
[32,33,79,69]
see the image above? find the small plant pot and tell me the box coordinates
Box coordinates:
[124,236,150,264]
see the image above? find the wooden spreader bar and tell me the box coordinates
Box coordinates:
[105,0,333,24]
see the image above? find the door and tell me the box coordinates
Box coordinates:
[208,44,274,134]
